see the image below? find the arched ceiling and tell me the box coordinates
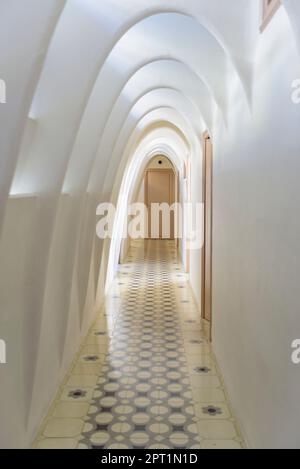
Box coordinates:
[100,109,197,199]
[89,90,202,196]
[2,1,298,350]
[62,57,212,194]
[8,1,256,200]
[2,0,298,213]
[1,2,299,445]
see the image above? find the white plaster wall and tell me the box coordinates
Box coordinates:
[0,0,299,450]
[211,9,300,449]
[0,195,39,447]
[0,0,66,232]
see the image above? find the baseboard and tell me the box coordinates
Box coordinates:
[211,348,253,449]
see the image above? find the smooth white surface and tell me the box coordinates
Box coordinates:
[212,9,300,449]
[0,0,299,448]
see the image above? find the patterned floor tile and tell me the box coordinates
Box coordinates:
[34,240,243,450]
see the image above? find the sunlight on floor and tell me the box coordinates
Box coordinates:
[34,240,244,449]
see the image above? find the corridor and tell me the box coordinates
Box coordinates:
[1,0,300,451]
[34,241,243,449]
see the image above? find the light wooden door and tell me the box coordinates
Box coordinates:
[145,169,175,239]
[202,134,213,334]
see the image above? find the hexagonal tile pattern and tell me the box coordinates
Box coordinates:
[34,240,244,450]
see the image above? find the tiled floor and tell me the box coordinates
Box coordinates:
[34,240,244,449]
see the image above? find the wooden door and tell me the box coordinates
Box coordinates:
[202,134,213,336]
[145,169,175,239]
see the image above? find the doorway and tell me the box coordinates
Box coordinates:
[145,162,176,240]
[202,132,213,341]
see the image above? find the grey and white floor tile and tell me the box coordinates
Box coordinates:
[34,240,244,450]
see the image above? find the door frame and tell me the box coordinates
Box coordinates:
[185,159,191,273]
[144,168,176,240]
[201,131,213,341]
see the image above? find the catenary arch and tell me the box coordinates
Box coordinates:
[43,89,201,340]
[36,103,197,402]
[1,0,299,449]
[12,2,300,442]
[11,8,217,423]
[12,10,241,196]
[94,113,197,293]
[96,106,199,199]
[67,5,240,220]
[31,2,300,372]
[62,56,215,197]
[104,136,189,290]
[72,108,196,342]
[90,87,205,198]
[0,0,66,235]
[110,121,193,203]
[88,107,197,294]
[7,8,244,384]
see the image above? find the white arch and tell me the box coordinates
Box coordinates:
[105,138,188,289]
[0,0,65,235]
[4,7,248,426]
[94,88,204,198]
[93,108,199,297]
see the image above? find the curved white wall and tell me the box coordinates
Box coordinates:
[212,8,300,448]
[0,0,299,448]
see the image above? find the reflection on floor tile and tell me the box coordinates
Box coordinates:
[34,240,244,449]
